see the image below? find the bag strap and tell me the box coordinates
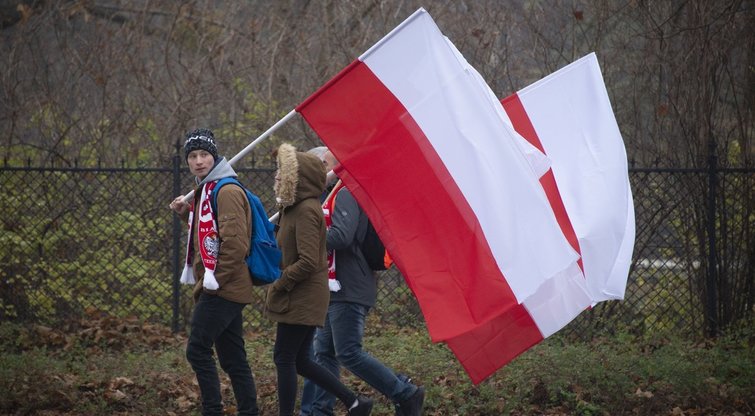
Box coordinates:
[210,177,243,214]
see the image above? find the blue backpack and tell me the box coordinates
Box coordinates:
[211,177,281,286]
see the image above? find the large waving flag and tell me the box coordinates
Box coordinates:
[295,8,599,383]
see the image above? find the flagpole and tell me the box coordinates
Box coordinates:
[178,109,298,204]
[227,109,297,166]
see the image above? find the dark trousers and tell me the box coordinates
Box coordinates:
[187,293,259,416]
[273,322,357,416]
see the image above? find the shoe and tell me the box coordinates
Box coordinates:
[396,386,425,416]
[394,374,412,414]
[393,375,415,416]
[349,396,374,416]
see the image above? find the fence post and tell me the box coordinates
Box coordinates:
[705,137,718,337]
[171,142,183,333]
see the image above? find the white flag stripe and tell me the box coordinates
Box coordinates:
[454,37,553,179]
[361,10,579,302]
[602,188,635,299]
[522,262,591,337]
[515,53,635,302]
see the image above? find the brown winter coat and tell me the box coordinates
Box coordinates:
[185,174,255,304]
[264,143,329,326]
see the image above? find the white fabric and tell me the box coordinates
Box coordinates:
[522,261,591,336]
[510,53,635,302]
[180,212,196,285]
[328,279,342,292]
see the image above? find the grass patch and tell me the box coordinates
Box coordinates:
[0,317,752,415]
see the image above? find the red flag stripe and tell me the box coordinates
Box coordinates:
[446,303,543,384]
[502,94,583,263]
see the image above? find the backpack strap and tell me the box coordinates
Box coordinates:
[210,177,243,215]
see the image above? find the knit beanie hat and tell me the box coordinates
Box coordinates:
[183,128,219,162]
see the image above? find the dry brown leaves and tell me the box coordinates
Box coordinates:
[21,307,186,353]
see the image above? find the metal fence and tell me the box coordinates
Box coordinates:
[1,154,752,340]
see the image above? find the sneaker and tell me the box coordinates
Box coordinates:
[393,374,413,415]
[349,396,374,416]
[396,386,425,416]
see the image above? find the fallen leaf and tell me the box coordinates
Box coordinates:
[110,376,134,389]
[634,387,653,398]
[105,388,128,402]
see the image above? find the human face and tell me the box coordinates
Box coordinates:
[187,150,215,179]
[323,151,338,174]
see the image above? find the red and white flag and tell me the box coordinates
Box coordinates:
[296,8,602,384]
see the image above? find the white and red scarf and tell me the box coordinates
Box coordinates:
[322,180,345,292]
[180,181,220,290]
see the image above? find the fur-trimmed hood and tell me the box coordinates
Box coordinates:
[274,143,326,208]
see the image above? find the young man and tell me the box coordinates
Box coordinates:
[170,128,260,416]
[306,150,425,416]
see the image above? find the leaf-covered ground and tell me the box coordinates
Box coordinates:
[1,310,752,415]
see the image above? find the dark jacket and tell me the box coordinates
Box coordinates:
[265,143,329,326]
[327,186,377,308]
[186,157,255,304]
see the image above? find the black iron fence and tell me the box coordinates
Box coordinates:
[1,154,752,340]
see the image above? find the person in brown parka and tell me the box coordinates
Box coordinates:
[265,143,373,416]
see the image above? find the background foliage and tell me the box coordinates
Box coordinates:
[1,161,751,341]
[1,0,751,168]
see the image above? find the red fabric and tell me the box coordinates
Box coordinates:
[322,180,345,281]
[187,181,219,274]
[445,304,543,384]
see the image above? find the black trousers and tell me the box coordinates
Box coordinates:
[273,322,357,416]
[186,293,259,416]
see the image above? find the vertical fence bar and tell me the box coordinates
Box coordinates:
[705,138,718,337]
[171,142,182,332]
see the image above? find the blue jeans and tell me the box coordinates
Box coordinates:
[308,302,416,416]
[186,293,259,416]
